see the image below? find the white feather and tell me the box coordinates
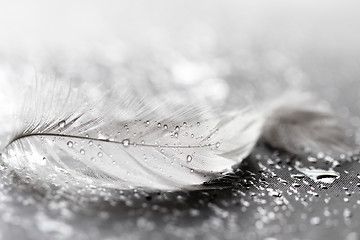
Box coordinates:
[2,81,263,190]
[260,91,355,156]
[1,82,354,191]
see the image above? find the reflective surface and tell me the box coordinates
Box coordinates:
[1,1,360,239]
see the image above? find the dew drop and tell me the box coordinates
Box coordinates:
[67,141,73,148]
[58,120,66,128]
[187,155,193,162]
[88,141,93,146]
[320,184,328,189]
[189,209,200,217]
[175,126,180,131]
[296,167,340,184]
[291,173,305,179]
[216,142,220,148]
[122,139,130,147]
[91,157,96,162]
[163,124,168,130]
[145,120,150,126]
[80,149,85,155]
[316,174,339,183]
[197,122,200,126]
[307,156,317,162]
[98,152,103,158]
[344,208,352,218]
[157,123,162,128]
[310,216,320,225]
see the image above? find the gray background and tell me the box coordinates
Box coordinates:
[1,1,360,239]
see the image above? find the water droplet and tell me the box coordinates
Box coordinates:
[157,123,162,128]
[88,141,93,146]
[316,174,339,183]
[307,156,317,162]
[310,216,320,225]
[320,184,328,189]
[183,122,187,127]
[145,120,150,126]
[187,155,193,162]
[160,149,165,153]
[42,157,46,161]
[80,149,85,155]
[174,132,178,138]
[175,126,180,131]
[197,122,200,126]
[58,120,66,128]
[189,208,200,217]
[317,152,325,159]
[98,152,103,158]
[291,173,305,179]
[67,141,73,148]
[91,157,96,162]
[190,169,194,173]
[296,166,340,184]
[163,124,168,130]
[344,208,352,218]
[216,142,220,148]
[122,139,130,147]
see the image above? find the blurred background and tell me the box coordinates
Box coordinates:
[1,0,360,126]
[1,1,360,239]
[1,0,360,145]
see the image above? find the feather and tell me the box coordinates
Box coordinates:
[1,80,263,190]
[1,81,354,191]
[260,91,355,156]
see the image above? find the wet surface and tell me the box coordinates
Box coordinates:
[1,1,360,239]
[1,143,360,240]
